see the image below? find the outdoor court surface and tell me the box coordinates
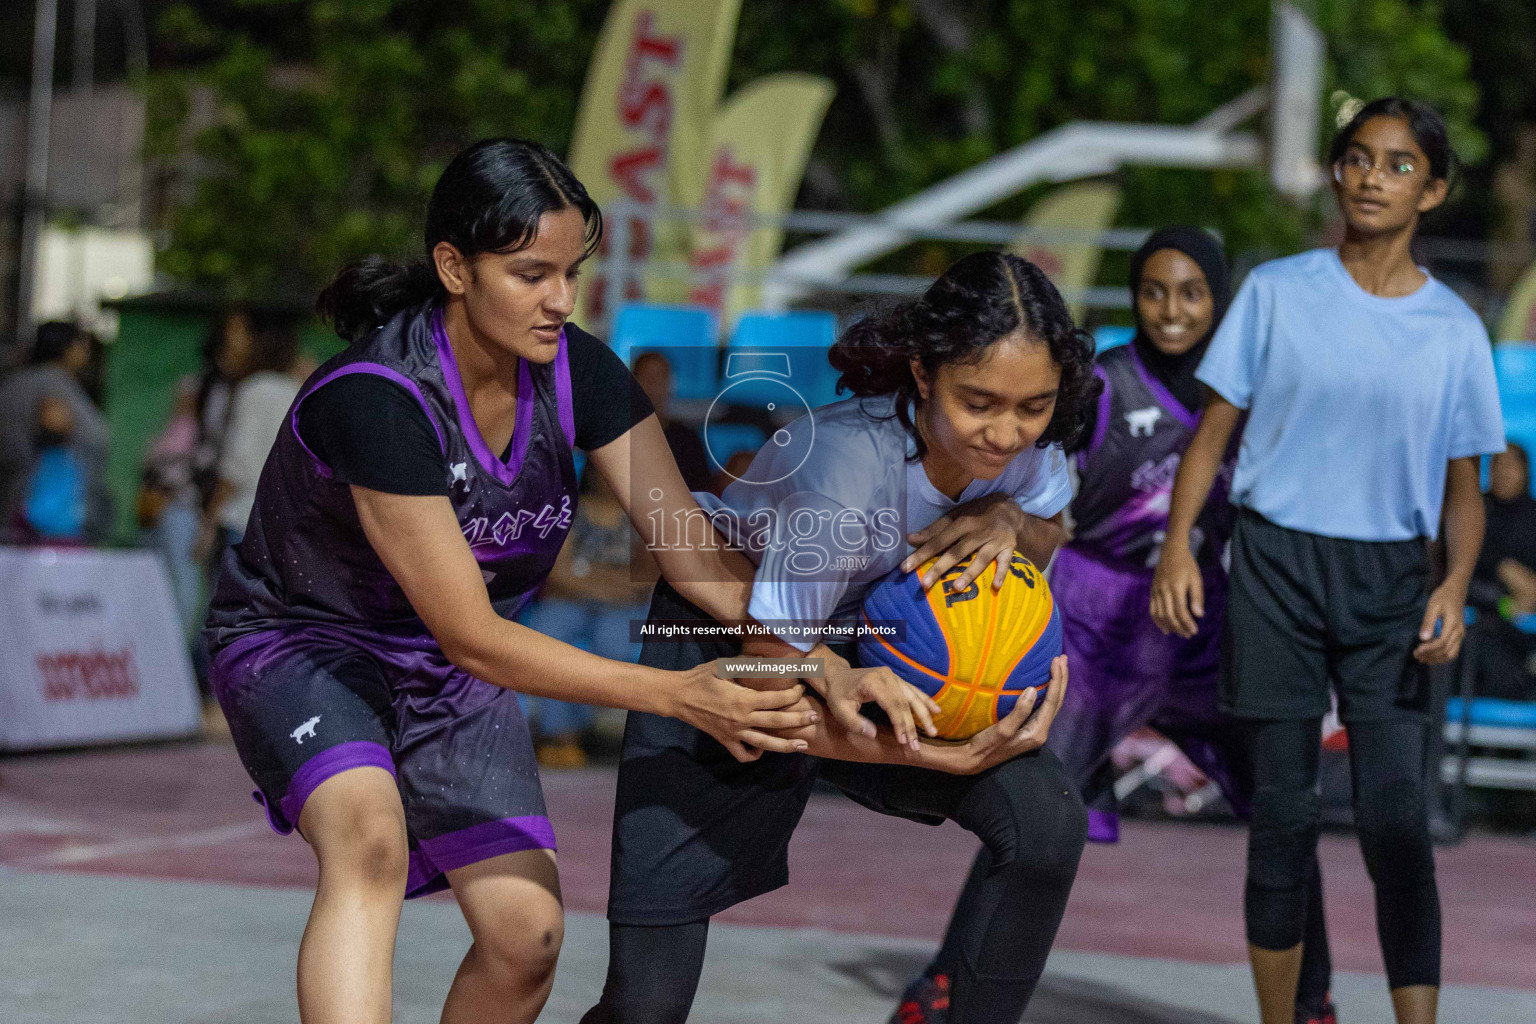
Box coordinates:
[2,740,1533,1023]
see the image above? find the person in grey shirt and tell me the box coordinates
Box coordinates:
[0,322,111,543]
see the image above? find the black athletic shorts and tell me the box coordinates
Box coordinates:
[1221,509,1431,722]
[606,580,1076,926]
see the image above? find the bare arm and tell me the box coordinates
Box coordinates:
[1497,558,1536,614]
[1414,457,1482,664]
[1150,393,1242,637]
[587,414,758,621]
[350,486,814,760]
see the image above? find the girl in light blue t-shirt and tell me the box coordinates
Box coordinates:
[1152,99,1504,1024]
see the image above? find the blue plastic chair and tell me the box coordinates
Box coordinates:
[1093,325,1135,353]
[1494,342,1536,421]
[610,304,720,401]
[725,311,840,411]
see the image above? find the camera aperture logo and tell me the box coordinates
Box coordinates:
[644,494,902,577]
[634,344,909,582]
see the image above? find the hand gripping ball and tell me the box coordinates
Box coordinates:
[858,551,1062,740]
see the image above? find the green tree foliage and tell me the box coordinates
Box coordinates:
[734,0,1484,257]
[146,0,607,296]
[150,0,1483,297]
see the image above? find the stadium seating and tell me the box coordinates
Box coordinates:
[610,304,720,400]
[1093,325,1135,353]
[725,311,841,410]
[1442,617,1536,834]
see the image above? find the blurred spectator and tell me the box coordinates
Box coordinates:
[1465,443,1536,700]
[199,318,309,556]
[632,351,712,492]
[0,322,111,544]
[516,468,655,768]
[140,308,258,637]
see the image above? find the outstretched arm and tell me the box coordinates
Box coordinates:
[588,414,758,619]
[351,485,813,761]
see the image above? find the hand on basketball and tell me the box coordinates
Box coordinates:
[1150,542,1204,638]
[823,660,942,751]
[1413,582,1467,665]
[920,654,1069,775]
[903,494,1026,593]
[673,666,820,762]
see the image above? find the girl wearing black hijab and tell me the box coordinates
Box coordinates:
[891,227,1338,1024]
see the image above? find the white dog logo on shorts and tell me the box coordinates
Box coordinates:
[1125,406,1162,437]
[291,716,321,745]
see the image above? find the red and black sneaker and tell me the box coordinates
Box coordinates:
[1296,996,1339,1024]
[890,972,950,1024]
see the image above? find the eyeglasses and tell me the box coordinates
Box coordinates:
[1332,151,1420,189]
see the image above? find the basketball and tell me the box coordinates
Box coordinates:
[858,551,1062,741]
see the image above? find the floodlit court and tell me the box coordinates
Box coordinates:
[3,741,1532,1023]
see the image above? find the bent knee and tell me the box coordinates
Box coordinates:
[966,753,1087,875]
[477,909,565,985]
[314,814,409,890]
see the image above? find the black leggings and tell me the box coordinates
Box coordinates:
[1245,716,1440,989]
[581,752,1088,1024]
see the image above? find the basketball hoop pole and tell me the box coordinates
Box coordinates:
[764,117,1263,307]
[766,4,1327,307]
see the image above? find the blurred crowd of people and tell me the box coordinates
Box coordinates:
[0,322,110,545]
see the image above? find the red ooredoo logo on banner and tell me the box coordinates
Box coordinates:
[35,647,142,703]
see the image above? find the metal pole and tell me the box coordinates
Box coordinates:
[602,204,632,339]
[17,0,60,348]
[74,0,96,94]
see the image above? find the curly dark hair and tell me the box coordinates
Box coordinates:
[829,251,1100,461]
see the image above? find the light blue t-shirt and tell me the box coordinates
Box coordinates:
[695,394,1072,651]
[1196,248,1504,541]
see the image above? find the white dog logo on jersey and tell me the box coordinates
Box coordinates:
[291,716,321,744]
[1125,406,1162,437]
[449,462,469,487]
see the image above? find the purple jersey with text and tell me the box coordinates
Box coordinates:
[1070,344,1237,570]
[206,302,579,649]
[203,301,583,897]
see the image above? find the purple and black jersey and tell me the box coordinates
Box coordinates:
[1069,344,1237,570]
[207,301,579,650]
[202,300,607,897]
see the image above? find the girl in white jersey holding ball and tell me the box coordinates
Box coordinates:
[582,251,1100,1024]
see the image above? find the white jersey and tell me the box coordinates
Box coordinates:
[695,394,1071,651]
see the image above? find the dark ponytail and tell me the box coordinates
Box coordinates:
[829,251,1100,460]
[316,138,603,343]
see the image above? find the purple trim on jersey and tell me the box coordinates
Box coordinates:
[1086,365,1112,457]
[405,814,558,898]
[554,330,577,448]
[1127,343,1199,430]
[261,740,396,835]
[1087,809,1120,844]
[289,363,447,478]
[430,307,537,487]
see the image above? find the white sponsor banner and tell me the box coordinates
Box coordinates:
[0,547,200,751]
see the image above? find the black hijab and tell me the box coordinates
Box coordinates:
[1128,225,1231,413]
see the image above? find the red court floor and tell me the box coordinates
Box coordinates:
[1,740,1532,990]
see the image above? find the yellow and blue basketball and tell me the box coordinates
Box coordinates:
[858,551,1061,740]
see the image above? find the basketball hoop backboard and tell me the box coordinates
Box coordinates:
[1270,2,1326,200]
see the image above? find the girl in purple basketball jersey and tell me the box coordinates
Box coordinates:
[202,140,824,1024]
